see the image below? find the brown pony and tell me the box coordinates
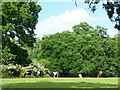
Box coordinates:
[97,70,103,78]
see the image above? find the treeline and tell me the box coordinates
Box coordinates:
[1,1,119,77]
[28,22,119,77]
[1,22,119,77]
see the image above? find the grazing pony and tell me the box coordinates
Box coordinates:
[97,70,103,78]
[33,71,43,77]
[24,70,43,77]
[52,72,59,78]
[7,68,20,77]
[24,70,33,77]
[78,74,82,78]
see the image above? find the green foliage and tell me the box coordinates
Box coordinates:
[2,60,50,78]
[2,64,22,77]
[40,22,118,77]
[1,2,42,65]
[8,21,118,77]
[73,22,93,34]
[1,46,16,64]
[27,38,42,60]
[84,0,120,30]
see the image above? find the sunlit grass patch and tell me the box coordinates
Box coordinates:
[2,77,118,88]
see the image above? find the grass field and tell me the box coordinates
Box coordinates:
[1,78,118,88]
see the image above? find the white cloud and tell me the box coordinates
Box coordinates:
[35,8,116,39]
[107,28,118,37]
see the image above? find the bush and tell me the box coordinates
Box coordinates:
[1,60,51,78]
[2,64,21,78]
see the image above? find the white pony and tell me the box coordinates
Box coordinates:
[53,72,59,78]
[78,74,82,78]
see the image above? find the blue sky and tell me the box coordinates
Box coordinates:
[35,0,118,39]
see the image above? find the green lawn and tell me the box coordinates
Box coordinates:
[1,78,118,88]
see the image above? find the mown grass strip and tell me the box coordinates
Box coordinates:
[1,78,118,88]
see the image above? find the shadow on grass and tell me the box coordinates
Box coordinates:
[2,81,118,89]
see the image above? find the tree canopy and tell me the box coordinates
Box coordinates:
[84,0,120,30]
[1,1,119,77]
[1,2,42,65]
[37,22,118,77]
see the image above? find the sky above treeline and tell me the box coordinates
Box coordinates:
[35,0,118,39]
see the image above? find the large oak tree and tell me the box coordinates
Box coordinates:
[39,22,118,77]
[1,2,42,65]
